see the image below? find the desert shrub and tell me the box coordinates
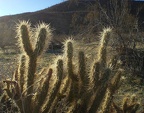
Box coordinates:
[1,21,140,113]
[112,95,140,113]
[116,47,144,80]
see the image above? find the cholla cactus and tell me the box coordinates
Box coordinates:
[3,22,139,113]
[4,21,52,113]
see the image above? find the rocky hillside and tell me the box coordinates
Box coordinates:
[0,0,144,48]
[0,1,93,48]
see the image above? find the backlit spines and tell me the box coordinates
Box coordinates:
[3,25,131,113]
[18,54,27,96]
[34,23,52,57]
[78,51,88,94]
[97,28,112,68]
[16,21,33,56]
[6,21,52,113]
[33,68,53,113]
[64,39,74,80]
[43,59,63,113]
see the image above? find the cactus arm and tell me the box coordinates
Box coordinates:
[34,28,47,57]
[33,68,52,113]
[43,59,63,113]
[78,51,88,94]
[34,23,52,57]
[18,24,33,56]
[102,71,122,113]
[97,28,112,68]
[18,55,27,96]
[88,68,111,113]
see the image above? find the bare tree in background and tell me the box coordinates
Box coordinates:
[97,0,137,48]
[70,0,138,47]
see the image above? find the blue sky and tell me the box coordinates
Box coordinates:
[0,0,144,17]
[0,0,64,17]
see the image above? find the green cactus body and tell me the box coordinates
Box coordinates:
[88,68,111,113]
[18,23,33,56]
[101,70,122,113]
[64,40,79,102]
[66,40,74,80]
[42,59,63,113]
[97,28,112,69]
[15,21,52,113]
[76,51,91,112]
[78,51,88,93]
[91,62,100,89]
[18,55,27,95]
[33,68,52,113]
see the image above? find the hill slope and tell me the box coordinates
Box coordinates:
[0,1,93,48]
[0,0,144,48]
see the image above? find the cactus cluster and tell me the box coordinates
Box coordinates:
[3,21,52,113]
[2,21,139,113]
